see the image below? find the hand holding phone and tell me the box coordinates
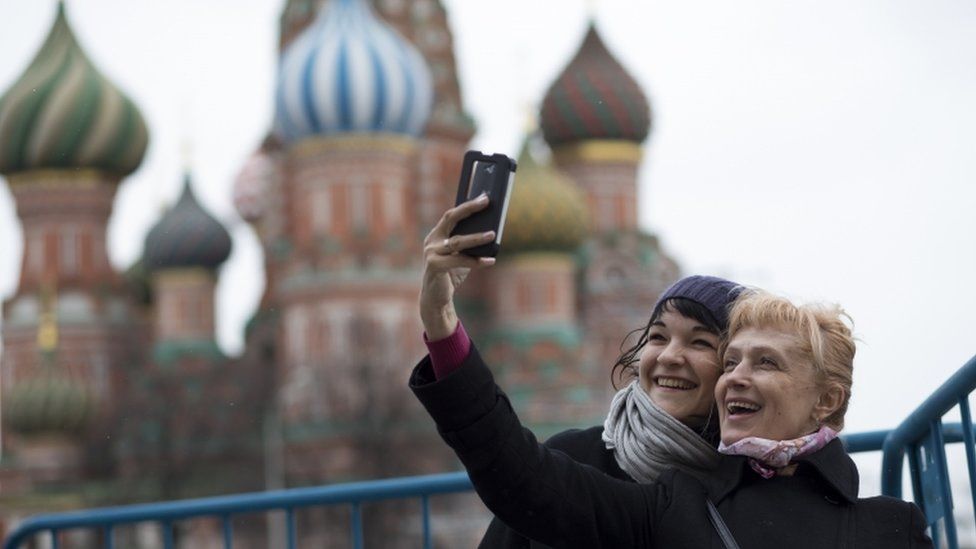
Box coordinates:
[450,151,517,257]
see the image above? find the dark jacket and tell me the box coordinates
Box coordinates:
[411,346,933,549]
[478,426,633,549]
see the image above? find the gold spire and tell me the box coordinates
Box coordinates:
[37,282,59,353]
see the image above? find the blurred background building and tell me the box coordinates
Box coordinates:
[0,0,682,544]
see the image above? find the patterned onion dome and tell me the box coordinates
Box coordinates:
[540,23,651,147]
[233,149,276,222]
[503,140,589,254]
[144,174,232,271]
[0,3,148,177]
[274,0,434,141]
[2,373,92,436]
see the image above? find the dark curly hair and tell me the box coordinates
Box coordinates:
[608,296,730,444]
[610,297,724,388]
[610,297,727,445]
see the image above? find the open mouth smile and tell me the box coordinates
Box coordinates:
[654,376,697,390]
[726,399,762,417]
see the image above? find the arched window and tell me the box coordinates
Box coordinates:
[27,230,44,276]
[59,225,79,275]
[350,184,371,233]
[383,184,402,228]
[311,187,332,233]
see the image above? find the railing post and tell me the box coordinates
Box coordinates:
[925,422,957,549]
[162,521,174,549]
[350,503,363,549]
[881,439,906,498]
[421,495,432,549]
[285,508,296,549]
[221,515,233,549]
[102,525,114,549]
[959,397,976,529]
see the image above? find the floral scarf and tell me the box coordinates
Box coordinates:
[718,425,838,479]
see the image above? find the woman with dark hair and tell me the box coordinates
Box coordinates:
[414,198,931,548]
[420,198,737,547]
[479,275,741,547]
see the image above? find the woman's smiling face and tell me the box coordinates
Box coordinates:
[638,308,722,428]
[716,326,826,445]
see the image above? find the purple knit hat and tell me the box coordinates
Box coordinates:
[654,275,744,330]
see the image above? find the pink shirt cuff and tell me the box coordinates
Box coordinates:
[423,321,471,380]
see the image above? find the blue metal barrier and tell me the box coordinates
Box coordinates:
[5,356,975,548]
[0,430,912,548]
[881,354,976,549]
[2,472,472,549]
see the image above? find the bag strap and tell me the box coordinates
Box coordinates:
[706,499,741,549]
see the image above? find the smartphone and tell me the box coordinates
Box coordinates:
[450,151,517,257]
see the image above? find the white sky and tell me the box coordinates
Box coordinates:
[1,0,975,438]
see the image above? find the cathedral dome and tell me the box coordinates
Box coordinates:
[144,174,232,271]
[539,24,651,147]
[2,373,92,436]
[274,0,433,142]
[502,139,589,255]
[0,3,148,177]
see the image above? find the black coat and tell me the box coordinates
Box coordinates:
[410,346,933,549]
[478,426,633,549]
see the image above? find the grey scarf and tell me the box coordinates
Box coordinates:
[602,380,720,483]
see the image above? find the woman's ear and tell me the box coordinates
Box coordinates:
[814,383,845,425]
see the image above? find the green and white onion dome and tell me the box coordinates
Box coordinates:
[144,174,232,271]
[273,0,433,141]
[2,373,92,436]
[540,23,650,147]
[0,3,148,177]
[502,141,589,254]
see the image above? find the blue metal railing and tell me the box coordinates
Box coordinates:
[4,355,975,548]
[0,429,930,549]
[880,354,976,549]
[2,472,473,549]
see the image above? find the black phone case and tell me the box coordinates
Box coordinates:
[450,150,517,257]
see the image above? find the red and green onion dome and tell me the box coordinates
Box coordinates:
[502,141,589,254]
[539,23,651,147]
[144,174,232,272]
[2,372,92,436]
[0,3,148,178]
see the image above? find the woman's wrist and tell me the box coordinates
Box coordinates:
[425,320,471,379]
[421,303,459,342]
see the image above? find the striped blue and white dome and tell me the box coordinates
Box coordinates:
[274,0,433,141]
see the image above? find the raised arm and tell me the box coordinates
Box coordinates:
[410,345,659,548]
[415,200,660,547]
[419,193,496,340]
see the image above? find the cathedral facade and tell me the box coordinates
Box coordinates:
[0,0,679,544]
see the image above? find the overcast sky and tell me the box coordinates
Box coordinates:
[1,0,975,441]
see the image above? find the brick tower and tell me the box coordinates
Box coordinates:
[269,0,436,485]
[477,136,603,436]
[0,2,149,491]
[539,22,680,398]
[230,1,486,543]
[118,172,268,505]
